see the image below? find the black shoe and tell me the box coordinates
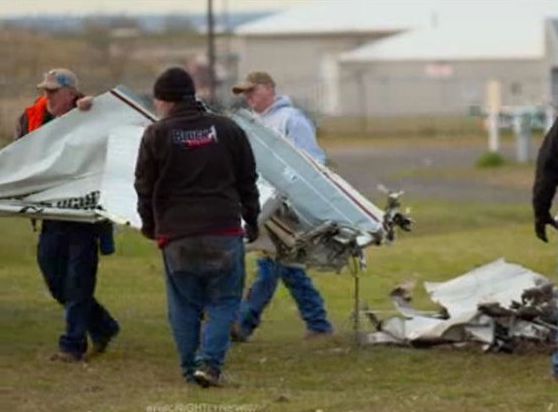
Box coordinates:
[193,365,221,388]
[90,327,120,356]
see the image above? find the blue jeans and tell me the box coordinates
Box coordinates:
[237,257,332,338]
[163,235,245,379]
[38,221,119,356]
[553,319,558,377]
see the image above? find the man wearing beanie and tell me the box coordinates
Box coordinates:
[134,67,260,387]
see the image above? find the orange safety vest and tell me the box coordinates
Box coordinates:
[25,96,49,133]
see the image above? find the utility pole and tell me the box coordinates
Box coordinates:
[207,0,217,104]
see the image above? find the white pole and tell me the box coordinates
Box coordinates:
[488,112,499,152]
[515,113,531,163]
[486,80,502,153]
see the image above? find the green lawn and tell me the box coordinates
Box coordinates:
[2,199,557,411]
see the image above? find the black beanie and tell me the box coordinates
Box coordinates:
[153,67,196,102]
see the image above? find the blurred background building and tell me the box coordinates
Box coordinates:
[232,1,558,123]
[1,0,557,141]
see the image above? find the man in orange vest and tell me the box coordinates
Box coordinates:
[15,68,119,363]
[15,69,93,138]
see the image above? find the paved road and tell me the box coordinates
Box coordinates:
[328,145,530,205]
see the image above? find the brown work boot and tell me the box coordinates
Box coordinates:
[49,351,83,363]
[230,323,249,343]
[193,365,222,388]
[304,329,334,340]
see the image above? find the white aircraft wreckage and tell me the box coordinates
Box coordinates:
[362,259,558,352]
[0,86,411,272]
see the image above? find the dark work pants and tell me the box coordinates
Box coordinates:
[38,221,119,356]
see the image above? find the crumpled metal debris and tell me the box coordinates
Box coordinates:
[231,109,412,272]
[251,190,411,272]
[361,259,558,352]
[0,86,412,273]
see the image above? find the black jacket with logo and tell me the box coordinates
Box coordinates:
[533,118,558,222]
[134,101,260,239]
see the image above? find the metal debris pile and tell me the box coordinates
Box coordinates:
[362,259,558,352]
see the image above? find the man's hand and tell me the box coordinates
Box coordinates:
[535,214,558,242]
[244,223,259,243]
[76,96,93,111]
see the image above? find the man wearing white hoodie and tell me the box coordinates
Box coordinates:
[231,71,332,341]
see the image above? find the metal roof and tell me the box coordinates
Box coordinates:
[340,2,558,61]
[340,21,549,61]
[234,0,438,36]
[235,0,558,63]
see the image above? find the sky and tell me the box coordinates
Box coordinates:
[0,0,309,17]
[1,0,555,17]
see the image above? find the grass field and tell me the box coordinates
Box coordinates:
[2,194,557,411]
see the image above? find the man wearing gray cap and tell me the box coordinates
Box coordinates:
[231,71,333,342]
[15,68,119,363]
[16,68,92,138]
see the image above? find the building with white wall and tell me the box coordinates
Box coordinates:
[232,0,558,118]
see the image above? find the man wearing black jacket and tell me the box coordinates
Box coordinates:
[532,116,558,380]
[134,67,259,387]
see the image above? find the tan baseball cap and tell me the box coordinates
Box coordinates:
[232,71,275,94]
[37,68,79,90]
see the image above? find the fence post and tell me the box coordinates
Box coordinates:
[514,112,532,163]
[486,80,502,152]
